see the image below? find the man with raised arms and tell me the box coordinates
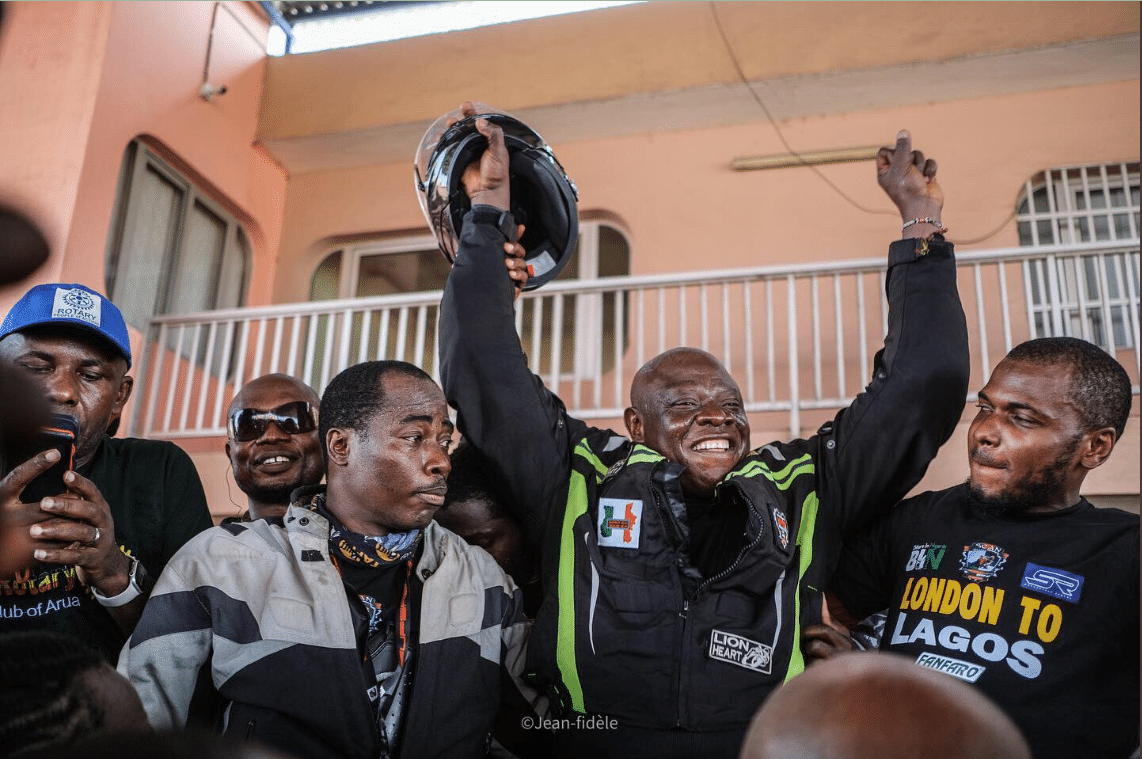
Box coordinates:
[437,112,969,757]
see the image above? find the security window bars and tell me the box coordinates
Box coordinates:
[1017,162,1140,350]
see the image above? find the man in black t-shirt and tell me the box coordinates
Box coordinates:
[0,283,212,661]
[829,337,1139,759]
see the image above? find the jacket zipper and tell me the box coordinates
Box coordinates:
[677,489,767,727]
[660,484,766,727]
[652,487,691,728]
[676,597,689,727]
[696,488,766,595]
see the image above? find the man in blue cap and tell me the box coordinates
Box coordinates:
[0,283,213,662]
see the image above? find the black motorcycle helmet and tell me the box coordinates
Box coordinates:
[414,103,579,290]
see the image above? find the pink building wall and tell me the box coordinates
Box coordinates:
[1,1,1137,516]
[0,1,288,443]
[0,1,286,313]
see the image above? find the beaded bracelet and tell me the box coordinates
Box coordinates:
[902,217,948,234]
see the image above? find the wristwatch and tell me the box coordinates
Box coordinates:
[91,555,152,608]
[469,205,518,242]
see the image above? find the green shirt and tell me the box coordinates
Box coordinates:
[0,435,212,662]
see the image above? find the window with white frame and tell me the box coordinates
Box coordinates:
[310,220,632,377]
[310,233,450,300]
[105,141,251,330]
[1016,162,1140,351]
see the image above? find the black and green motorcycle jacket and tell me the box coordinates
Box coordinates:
[439,213,970,738]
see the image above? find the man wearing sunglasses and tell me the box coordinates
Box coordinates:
[225,374,324,522]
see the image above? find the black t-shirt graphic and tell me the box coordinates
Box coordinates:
[832,484,1140,759]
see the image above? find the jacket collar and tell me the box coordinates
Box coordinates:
[285,484,454,578]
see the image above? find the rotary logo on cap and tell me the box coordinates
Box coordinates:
[52,287,102,327]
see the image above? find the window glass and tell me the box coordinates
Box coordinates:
[1016,162,1139,351]
[598,225,631,278]
[110,160,182,327]
[355,249,450,297]
[310,250,342,301]
[105,141,250,328]
[167,200,226,316]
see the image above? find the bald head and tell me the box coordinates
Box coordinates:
[630,348,732,409]
[228,373,319,417]
[741,653,1030,759]
[624,347,750,496]
[226,373,323,519]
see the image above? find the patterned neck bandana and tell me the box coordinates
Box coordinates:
[304,493,422,567]
[298,489,417,753]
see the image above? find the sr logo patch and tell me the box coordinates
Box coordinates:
[959,542,1008,582]
[772,507,789,550]
[597,498,643,548]
[1020,562,1084,604]
[708,630,773,674]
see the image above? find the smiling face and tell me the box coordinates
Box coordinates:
[325,373,454,536]
[967,358,1092,514]
[0,328,132,468]
[625,348,750,497]
[226,374,324,519]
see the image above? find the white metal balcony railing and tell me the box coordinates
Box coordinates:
[126,240,1141,441]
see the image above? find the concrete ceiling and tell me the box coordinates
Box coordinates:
[261,32,1139,175]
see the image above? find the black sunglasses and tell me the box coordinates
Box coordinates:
[228,401,318,442]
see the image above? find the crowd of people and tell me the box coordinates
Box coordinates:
[0,116,1137,759]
